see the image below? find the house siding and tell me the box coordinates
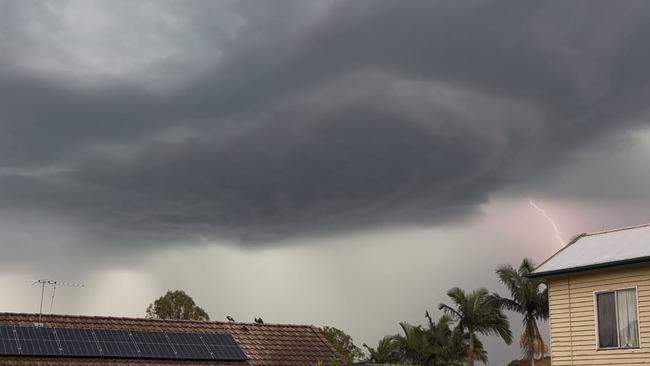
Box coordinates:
[549,264,650,365]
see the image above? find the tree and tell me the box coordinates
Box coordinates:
[393,315,470,366]
[439,288,513,366]
[393,322,434,365]
[496,259,549,366]
[364,314,474,366]
[431,316,484,366]
[145,290,210,321]
[322,326,364,363]
[363,335,400,364]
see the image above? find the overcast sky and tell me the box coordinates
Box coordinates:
[2,1,650,364]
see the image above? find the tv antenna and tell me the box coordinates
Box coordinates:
[31,279,84,326]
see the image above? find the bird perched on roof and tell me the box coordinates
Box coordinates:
[254,317,264,324]
[226,316,235,322]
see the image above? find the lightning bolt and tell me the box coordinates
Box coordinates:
[529,199,564,246]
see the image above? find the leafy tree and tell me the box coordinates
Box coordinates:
[439,288,513,366]
[496,259,549,366]
[145,290,210,321]
[322,326,364,363]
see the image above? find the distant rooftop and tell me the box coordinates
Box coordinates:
[530,223,650,278]
[0,312,339,366]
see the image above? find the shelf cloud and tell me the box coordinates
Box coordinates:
[1,0,650,246]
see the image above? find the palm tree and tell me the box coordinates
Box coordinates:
[439,287,513,366]
[365,314,472,365]
[363,335,400,364]
[393,322,433,364]
[394,315,472,365]
[496,258,549,366]
[425,314,477,366]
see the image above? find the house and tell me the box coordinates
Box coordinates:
[0,312,340,365]
[529,223,650,366]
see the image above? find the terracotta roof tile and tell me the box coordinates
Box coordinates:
[0,313,340,366]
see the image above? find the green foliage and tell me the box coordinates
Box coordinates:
[322,326,364,363]
[396,315,470,366]
[145,290,210,321]
[364,314,478,366]
[439,288,512,366]
[496,258,549,363]
[363,335,400,364]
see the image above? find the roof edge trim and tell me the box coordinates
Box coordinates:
[531,233,587,274]
[527,256,650,279]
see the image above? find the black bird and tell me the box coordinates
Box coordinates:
[226,316,235,322]
[254,317,264,324]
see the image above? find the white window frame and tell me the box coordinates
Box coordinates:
[593,286,641,350]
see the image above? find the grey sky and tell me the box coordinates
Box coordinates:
[1,1,650,365]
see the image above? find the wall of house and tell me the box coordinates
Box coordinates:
[549,264,650,365]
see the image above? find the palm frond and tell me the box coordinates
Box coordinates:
[495,258,549,359]
[438,303,462,321]
[493,294,523,313]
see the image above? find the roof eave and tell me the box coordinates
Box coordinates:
[527,256,650,279]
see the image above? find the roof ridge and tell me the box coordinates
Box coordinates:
[0,312,316,328]
[584,222,650,236]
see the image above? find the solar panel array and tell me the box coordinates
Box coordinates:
[0,325,247,361]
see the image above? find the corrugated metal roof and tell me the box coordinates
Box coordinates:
[531,223,650,277]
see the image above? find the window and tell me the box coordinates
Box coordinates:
[596,288,639,349]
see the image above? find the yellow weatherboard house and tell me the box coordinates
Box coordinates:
[530,224,650,365]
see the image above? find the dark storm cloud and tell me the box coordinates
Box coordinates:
[1,0,650,244]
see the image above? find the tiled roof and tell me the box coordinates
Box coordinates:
[0,313,340,366]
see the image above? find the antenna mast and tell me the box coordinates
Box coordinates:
[32,279,84,326]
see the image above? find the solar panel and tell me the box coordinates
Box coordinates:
[15,326,61,356]
[0,326,20,355]
[93,329,139,358]
[130,330,177,359]
[54,327,101,357]
[166,332,212,360]
[0,325,246,361]
[205,344,247,361]
[201,333,247,361]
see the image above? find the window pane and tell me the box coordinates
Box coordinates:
[597,292,618,348]
[616,289,639,347]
